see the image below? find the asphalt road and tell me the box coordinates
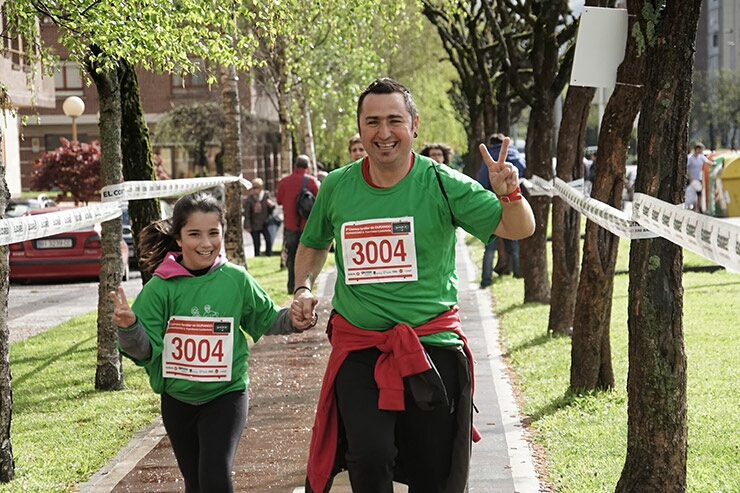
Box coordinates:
[7,270,144,344]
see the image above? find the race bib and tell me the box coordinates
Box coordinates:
[162,316,234,382]
[341,216,418,285]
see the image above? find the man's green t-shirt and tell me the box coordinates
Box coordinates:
[300,153,502,345]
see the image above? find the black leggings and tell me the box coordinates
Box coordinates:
[161,390,248,493]
[335,345,464,493]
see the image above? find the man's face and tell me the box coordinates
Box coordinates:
[349,143,367,161]
[358,92,419,169]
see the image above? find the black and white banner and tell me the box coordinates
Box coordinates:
[0,175,251,246]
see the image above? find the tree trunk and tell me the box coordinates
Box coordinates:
[520,102,553,303]
[0,132,15,482]
[570,0,645,391]
[549,84,594,335]
[119,59,161,285]
[87,54,125,391]
[297,88,316,172]
[220,63,247,268]
[616,1,701,490]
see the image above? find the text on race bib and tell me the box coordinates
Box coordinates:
[341,217,418,285]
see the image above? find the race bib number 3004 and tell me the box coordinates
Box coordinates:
[163,316,234,382]
[341,217,418,285]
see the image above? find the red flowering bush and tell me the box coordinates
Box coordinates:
[30,138,101,204]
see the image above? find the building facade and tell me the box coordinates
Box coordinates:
[0,4,55,197]
[700,0,740,72]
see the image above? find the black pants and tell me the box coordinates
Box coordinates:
[284,229,302,294]
[250,228,273,256]
[161,390,248,493]
[335,346,463,493]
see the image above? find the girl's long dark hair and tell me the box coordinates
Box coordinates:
[137,192,224,276]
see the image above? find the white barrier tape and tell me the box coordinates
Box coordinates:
[522,176,556,197]
[633,193,740,273]
[0,202,121,246]
[1,175,253,247]
[553,178,657,240]
[100,175,252,203]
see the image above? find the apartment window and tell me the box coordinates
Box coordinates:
[1,8,35,70]
[714,33,719,48]
[172,58,208,94]
[54,62,83,90]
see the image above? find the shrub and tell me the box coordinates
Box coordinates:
[30,138,101,204]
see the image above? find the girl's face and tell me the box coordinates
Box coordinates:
[176,211,223,271]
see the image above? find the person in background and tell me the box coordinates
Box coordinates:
[109,192,316,493]
[348,133,367,162]
[477,133,527,286]
[153,153,171,180]
[420,142,454,166]
[316,161,329,183]
[277,154,321,295]
[583,151,595,197]
[686,142,710,212]
[290,78,535,493]
[243,177,275,256]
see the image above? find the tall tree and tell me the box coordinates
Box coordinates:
[616,0,701,489]
[119,59,162,285]
[153,103,226,176]
[548,0,615,336]
[252,0,409,172]
[571,0,645,391]
[496,0,578,304]
[0,128,14,482]
[421,0,519,175]
[220,62,247,267]
[85,47,126,391]
[548,83,593,335]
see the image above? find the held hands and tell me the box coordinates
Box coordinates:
[109,286,136,329]
[479,137,519,197]
[289,291,319,331]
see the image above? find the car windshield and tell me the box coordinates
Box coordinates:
[6,203,33,218]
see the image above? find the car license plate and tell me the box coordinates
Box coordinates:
[36,238,73,249]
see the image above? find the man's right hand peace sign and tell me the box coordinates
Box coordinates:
[109,286,136,329]
[479,137,520,197]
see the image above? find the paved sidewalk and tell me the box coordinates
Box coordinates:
[76,231,541,492]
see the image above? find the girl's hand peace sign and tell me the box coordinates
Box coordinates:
[479,137,520,197]
[109,286,136,329]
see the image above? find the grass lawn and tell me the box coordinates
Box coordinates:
[468,236,740,492]
[3,254,294,492]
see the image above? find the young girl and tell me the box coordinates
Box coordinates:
[110,192,316,493]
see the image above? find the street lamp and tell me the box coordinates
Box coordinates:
[62,96,85,142]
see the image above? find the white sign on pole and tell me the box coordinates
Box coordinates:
[570,7,629,89]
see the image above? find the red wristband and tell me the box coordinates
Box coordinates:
[496,185,523,203]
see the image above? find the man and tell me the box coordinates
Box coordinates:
[686,143,710,212]
[348,133,367,162]
[289,78,535,493]
[477,133,527,286]
[276,154,320,294]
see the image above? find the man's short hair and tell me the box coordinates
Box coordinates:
[488,133,507,146]
[295,154,311,169]
[356,78,418,125]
